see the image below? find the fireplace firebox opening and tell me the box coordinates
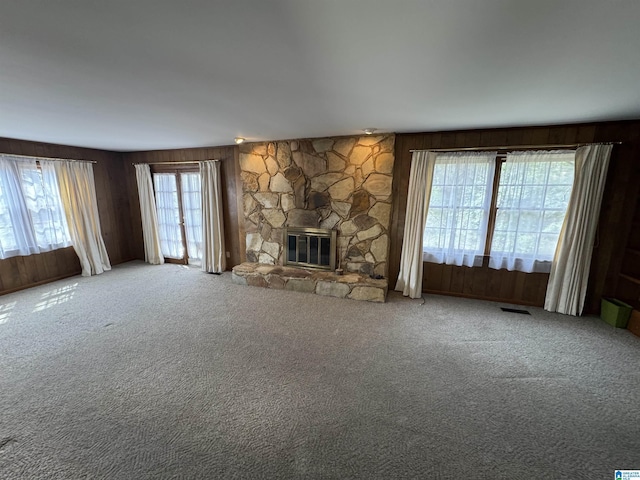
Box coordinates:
[284,227,337,271]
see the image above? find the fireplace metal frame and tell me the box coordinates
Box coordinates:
[284,227,337,271]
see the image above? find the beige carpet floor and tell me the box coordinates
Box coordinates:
[0,261,638,479]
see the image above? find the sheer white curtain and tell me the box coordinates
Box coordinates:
[134,164,164,265]
[27,160,71,251]
[0,156,71,259]
[153,173,183,259]
[0,156,39,257]
[395,151,436,298]
[200,161,225,273]
[53,160,111,276]
[180,173,203,264]
[545,144,613,316]
[423,152,496,267]
[489,151,575,273]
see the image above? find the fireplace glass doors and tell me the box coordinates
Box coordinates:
[284,227,336,271]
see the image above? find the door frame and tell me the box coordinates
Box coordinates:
[151,165,199,265]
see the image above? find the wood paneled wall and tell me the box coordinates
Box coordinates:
[617,193,640,310]
[0,137,135,295]
[390,121,640,312]
[124,146,242,269]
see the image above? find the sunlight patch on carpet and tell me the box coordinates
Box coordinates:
[33,283,78,312]
[0,301,16,325]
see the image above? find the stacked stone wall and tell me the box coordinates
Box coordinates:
[239,134,395,277]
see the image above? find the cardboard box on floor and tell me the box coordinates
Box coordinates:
[627,310,640,338]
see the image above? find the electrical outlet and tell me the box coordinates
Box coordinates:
[225,251,230,258]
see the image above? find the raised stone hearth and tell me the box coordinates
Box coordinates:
[232,262,388,303]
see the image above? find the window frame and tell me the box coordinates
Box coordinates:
[150,164,201,265]
[423,149,575,271]
[422,152,497,267]
[482,155,505,260]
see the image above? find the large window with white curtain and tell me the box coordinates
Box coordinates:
[422,152,495,267]
[423,150,575,273]
[0,155,71,259]
[489,151,575,272]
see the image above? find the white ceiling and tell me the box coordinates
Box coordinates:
[1,0,640,152]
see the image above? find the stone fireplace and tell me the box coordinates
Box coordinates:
[239,134,395,278]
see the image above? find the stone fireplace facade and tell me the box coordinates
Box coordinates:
[239,134,395,278]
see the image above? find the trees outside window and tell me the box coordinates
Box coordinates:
[423,150,575,273]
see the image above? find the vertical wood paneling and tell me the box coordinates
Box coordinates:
[470,263,488,297]
[390,121,640,309]
[563,126,579,143]
[441,265,453,292]
[449,265,465,294]
[547,127,566,145]
[589,122,640,312]
[0,137,132,295]
[388,134,411,290]
[505,128,524,146]
[233,147,247,263]
[462,267,474,295]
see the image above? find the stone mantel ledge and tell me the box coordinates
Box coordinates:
[231,262,388,303]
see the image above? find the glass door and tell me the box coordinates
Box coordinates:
[180,173,202,264]
[153,171,202,265]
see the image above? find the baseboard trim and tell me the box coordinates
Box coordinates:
[0,271,82,297]
[422,288,543,308]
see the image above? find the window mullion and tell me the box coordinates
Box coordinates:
[484,156,504,259]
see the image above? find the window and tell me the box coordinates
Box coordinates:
[423,152,496,267]
[0,173,19,254]
[423,150,575,273]
[0,156,71,259]
[489,151,575,272]
[18,162,71,251]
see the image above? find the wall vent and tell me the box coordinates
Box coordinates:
[500,307,531,315]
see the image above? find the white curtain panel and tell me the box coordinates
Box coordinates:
[395,151,436,298]
[53,160,111,276]
[423,152,496,267]
[134,164,164,265]
[29,160,71,251]
[200,160,226,273]
[0,156,40,258]
[489,151,575,273]
[153,173,184,259]
[544,144,613,316]
[180,172,203,264]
